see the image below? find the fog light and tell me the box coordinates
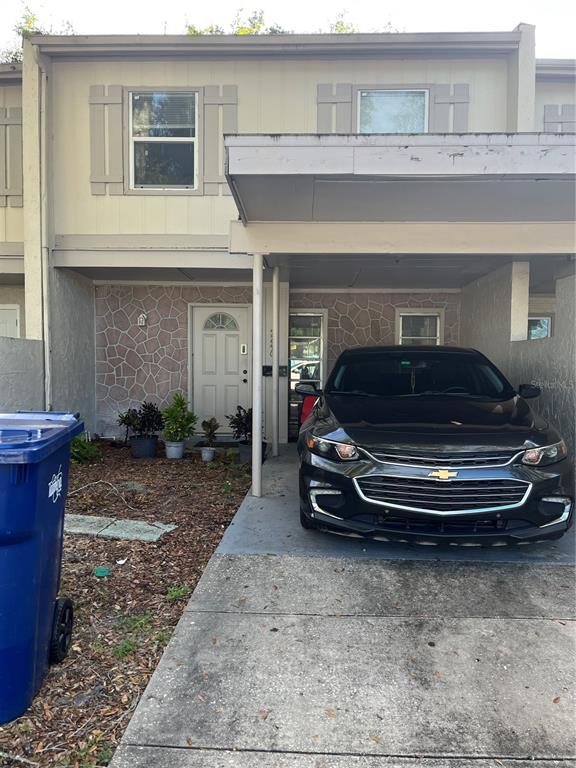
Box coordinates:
[309,489,344,519]
[538,496,572,527]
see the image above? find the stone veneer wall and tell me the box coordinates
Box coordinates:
[289,292,460,370]
[95,285,252,434]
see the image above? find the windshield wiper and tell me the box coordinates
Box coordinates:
[395,391,495,399]
[325,390,380,398]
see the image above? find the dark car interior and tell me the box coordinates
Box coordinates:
[328,352,513,399]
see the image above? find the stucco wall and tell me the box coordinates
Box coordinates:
[461,265,575,450]
[50,269,96,430]
[290,291,460,371]
[460,262,530,372]
[0,337,44,411]
[0,285,26,336]
[509,275,576,451]
[95,284,252,434]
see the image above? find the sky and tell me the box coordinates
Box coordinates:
[1,0,576,58]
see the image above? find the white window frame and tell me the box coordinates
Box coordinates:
[0,304,21,339]
[395,308,444,346]
[528,316,552,340]
[128,90,199,191]
[357,89,430,134]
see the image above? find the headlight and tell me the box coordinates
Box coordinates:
[522,440,568,466]
[306,435,359,462]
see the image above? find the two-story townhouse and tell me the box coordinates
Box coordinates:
[0,25,574,495]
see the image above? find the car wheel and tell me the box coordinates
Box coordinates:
[300,505,317,530]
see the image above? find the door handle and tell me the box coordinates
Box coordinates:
[242,378,248,383]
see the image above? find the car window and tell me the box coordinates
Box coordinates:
[327,351,514,400]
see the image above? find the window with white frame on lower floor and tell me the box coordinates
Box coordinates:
[396,309,444,346]
[129,91,198,190]
[528,316,552,339]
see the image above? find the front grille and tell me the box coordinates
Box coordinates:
[356,475,530,513]
[352,513,529,536]
[367,450,519,468]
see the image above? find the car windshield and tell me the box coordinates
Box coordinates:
[325,350,515,400]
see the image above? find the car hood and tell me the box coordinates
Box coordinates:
[320,394,554,450]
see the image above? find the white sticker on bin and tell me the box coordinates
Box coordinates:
[48,465,63,504]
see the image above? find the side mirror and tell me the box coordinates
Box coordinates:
[518,383,541,399]
[295,382,321,397]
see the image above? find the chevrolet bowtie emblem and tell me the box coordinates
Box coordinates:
[429,469,458,480]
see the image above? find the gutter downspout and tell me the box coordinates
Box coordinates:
[39,59,52,409]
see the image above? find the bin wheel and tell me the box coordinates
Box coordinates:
[49,597,74,664]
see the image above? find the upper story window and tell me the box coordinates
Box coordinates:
[358,89,429,133]
[129,91,198,190]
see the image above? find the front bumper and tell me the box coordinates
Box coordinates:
[299,451,574,545]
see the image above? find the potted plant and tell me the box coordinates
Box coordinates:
[118,401,164,459]
[162,393,197,459]
[200,417,220,462]
[226,406,266,465]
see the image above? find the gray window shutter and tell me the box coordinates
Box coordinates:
[203,85,238,196]
[430,84,470,132]
[0,107,23,208]
[317,84,353,133]
[544,104,576,133]
[89,85,124,195]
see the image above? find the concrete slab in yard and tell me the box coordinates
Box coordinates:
[64,513,115,536]
[64,514,176,542]
[98,519,176,542]
[122,611,575,758]
[190,555,575,619]
[111,745,576,768]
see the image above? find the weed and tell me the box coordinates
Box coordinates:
[113,637,137,658]
[152,629,171,654]
[71,434,103,464]
[166,585,191,601]
[118,612,152,634]
[67,735,113,767]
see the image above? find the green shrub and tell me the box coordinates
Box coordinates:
[162,393,197,443]
[71,434,102,464]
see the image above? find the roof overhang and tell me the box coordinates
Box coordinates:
[536,59,576,81]
[0,64,22,85]
[225,133,576,226]
[29,30,524,60]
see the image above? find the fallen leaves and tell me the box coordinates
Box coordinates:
[0,442,250,768]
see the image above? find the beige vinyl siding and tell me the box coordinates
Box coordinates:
[535,80,576,130]
[51,57,509,237]
[0,84,23,243]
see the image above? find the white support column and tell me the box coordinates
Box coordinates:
[252,253,264,497]
[272,266,280,457]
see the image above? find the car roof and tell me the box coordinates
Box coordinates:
[339,345,481,356]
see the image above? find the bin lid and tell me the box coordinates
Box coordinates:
[0,412,84,464]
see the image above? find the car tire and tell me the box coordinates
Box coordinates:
[300,505,317,530]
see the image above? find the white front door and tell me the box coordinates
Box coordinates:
[192,305,252,431]
[0,306,20,338]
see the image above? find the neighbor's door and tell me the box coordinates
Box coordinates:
[0,306,20,338]
[192,306,252,432]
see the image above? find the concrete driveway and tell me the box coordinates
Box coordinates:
[111,448,576,767]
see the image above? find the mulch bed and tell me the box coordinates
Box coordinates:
[0,441,250,768]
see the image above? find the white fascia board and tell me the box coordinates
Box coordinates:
[226,134,576,179]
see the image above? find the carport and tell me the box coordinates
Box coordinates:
[225,133,576,496]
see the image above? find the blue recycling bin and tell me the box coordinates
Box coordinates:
[0,412,83,724]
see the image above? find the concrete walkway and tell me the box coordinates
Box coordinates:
[111,448,576,767]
